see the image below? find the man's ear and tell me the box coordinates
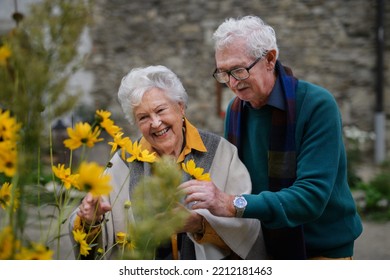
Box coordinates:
[266,49,277,63]
[265,49,277,70]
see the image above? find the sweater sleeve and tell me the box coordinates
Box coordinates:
[244,82,345,228]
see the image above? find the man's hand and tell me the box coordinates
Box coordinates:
[179,179,236,217]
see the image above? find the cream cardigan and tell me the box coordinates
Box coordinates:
[70,133,266,259]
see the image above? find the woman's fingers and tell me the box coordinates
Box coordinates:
[77,193,111,223]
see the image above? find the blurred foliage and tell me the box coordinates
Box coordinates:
[0,0,93,259]
[122,156,190,260]
[354,161,390,221]
[343,126,369,189]
[0,0,93,183]
[1,1,190,260]
[346,140,363,190]
[343,126,390,221]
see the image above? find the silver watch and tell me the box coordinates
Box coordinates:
[233,195,247,218]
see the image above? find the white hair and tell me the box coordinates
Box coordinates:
[117,65,188,123]
[213,15,279,59]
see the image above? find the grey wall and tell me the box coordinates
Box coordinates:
[2,0,389,160]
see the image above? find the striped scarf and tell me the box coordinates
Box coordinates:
[226,61,306,259]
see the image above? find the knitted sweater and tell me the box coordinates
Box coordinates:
[225,79,363,258]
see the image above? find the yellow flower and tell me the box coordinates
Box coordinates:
[0,143,18,177]
[0,182,11,209]
[182,159,211,181]
[96,110,122,138]
[72,229,87,244]
[95,109,111,122]
[0,226,20,260]
[116,232,136,251]
[79,240,91,256]
[116,232,127,245]
[108,132,131,159]
[125,141,156,163]
[125,141,141,162]
[14,243,53,260]
[72,229,91,256]
[52,164,79,190]
[0,109,22,142]
[0,182,19,210]
[76,161,112,196]
[101,118,122,138]
[63,122,103,150]
[0,110,21,177]
[0,44,11,66]
[97,248,104,255]
[139,149,157,163]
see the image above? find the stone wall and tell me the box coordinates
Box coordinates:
[2,0,389,161]
[83,0,390,161]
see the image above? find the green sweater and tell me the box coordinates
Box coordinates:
[226,80,363,258]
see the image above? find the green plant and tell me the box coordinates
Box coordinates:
[343,125,375,190]
[0,1,189,260]
[121,156,189,260]
[355,160,390,221]
[0,0,94,259]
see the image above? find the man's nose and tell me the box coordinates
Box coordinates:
[228,74,240,87]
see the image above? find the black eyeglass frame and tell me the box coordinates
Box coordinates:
[213,53,267,83]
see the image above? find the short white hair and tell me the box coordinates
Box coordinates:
[213,15,279,59]
[117,65,188,123]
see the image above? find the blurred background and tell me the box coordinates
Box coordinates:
[0,0,389,259]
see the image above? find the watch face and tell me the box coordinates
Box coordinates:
[234,196,247,208]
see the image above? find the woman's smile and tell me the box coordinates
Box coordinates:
[154,127,169,137]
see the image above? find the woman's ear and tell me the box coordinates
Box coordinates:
[179,102,186,116]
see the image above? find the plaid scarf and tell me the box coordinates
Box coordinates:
[226,61,306,259]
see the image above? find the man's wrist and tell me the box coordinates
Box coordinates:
[232,195,247,218]
[228,195,237,217]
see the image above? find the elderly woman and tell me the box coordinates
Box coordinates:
[69,65,265,260]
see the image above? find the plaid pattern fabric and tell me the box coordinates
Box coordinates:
[226,61,306,259]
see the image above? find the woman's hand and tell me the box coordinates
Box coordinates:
[179,179,236,217]
[77,192,112,225]
[180,211,204,234]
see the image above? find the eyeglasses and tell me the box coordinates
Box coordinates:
[213,53,267,84]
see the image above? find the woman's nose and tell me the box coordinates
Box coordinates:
[150,116,161,127]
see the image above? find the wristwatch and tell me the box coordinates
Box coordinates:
[233,195,247,218]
